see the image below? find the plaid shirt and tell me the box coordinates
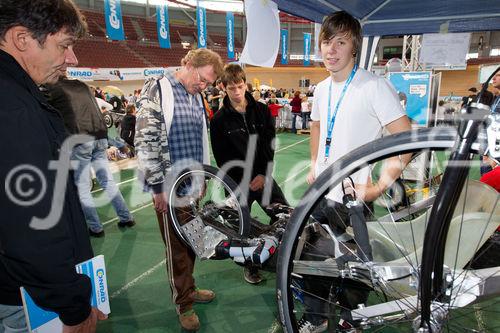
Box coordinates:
[166,72,204,165]
[135,72,207,194]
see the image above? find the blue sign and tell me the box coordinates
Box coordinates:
[281,29,288,65]
[156,3,171,49]
[303,33,311,66]
[104,0,125,40]
[197,6,207,48]
[387,72,432,126]
[226,12,235,59]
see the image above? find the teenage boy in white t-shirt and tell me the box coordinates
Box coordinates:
[308,14,410,199]
[301,11,412,331]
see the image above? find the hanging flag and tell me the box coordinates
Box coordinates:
[156,2,171,49]
[281,29,288,65]
[226,12,235,59]
[304,32,311,66]
[314,23,321,60]
[104,0,125,40]
[197,6,207,48]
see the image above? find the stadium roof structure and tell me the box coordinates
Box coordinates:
[274,0,500,36]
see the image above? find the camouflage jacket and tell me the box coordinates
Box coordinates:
[135,75,210,194]
[135,77,170,194]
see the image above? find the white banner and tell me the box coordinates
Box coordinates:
[420,33,471,69]
[240,0,280,68]
[66,67,168,81]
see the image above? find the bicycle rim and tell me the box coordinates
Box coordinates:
[168,165,250,246]
[277,128,500,332]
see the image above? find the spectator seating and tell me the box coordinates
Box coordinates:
[74,39,149,68]
[76,9,308,68]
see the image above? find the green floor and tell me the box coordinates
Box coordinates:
[90,132,495,332]
[92,133,311,332]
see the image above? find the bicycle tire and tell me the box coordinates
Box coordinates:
[167,164,251,246]
[276,127,499,332]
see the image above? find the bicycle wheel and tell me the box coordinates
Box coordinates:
[167,165,251,257]
[277,128,500,332]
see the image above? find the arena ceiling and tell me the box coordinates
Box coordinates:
[274,0,500,36]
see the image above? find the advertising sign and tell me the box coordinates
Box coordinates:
[387,72,432,126]
[156,2,171,49]
[226,12,235,59]
[66,67,168,81]
[104,0,125,40]
[197,6,207,48]
[303,33,311,66]
[281,29,288,65]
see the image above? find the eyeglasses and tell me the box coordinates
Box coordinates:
[195,67,213,86]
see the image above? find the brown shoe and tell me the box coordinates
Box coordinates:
[192,288,215,304]
[244,266,263,284]
[179,309,200,331]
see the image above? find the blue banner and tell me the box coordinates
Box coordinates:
[303,33,311,66]
[197,6,207,48]
[281,29,288,65]
[104,0,125,41]
[387,72,432,126]
[156,3,171,49]
[226,12,235,59]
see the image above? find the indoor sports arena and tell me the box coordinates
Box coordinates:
[0,1,499,332]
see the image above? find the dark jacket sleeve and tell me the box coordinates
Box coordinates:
[44,84,79,135]
[0,94,92,326]
[209,113,229,168]
[253,104,276,176]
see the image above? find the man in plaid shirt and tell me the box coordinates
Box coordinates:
[135,49,223,331]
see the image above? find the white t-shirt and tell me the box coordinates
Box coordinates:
[311,68,405,202]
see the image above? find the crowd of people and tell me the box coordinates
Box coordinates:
[202,84,314,133]
[1,1,499,333]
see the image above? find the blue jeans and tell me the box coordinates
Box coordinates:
[0,305,28,333]
[72,138,133,232]
[301,112,310,129]
[291,113,299,133]
[107,135,126,149]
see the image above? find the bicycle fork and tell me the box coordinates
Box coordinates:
[418,104,490,332]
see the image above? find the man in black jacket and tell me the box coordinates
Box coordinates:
[210,64,288,284]
[0,0,106,332]
[45,77,135,237]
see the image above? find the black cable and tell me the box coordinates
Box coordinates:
[386,273,412,282]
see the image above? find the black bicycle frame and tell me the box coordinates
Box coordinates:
[419,103,490,330]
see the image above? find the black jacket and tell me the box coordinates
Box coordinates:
[120,114,136,146]
[45,78,107,140]
[210,91,275,184]
[0,49,93,325]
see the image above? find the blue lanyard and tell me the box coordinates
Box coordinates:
[324,64,358,161]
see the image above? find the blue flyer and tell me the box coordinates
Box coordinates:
[20,255,110,333]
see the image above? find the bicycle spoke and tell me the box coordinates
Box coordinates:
[277,128,500,333]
